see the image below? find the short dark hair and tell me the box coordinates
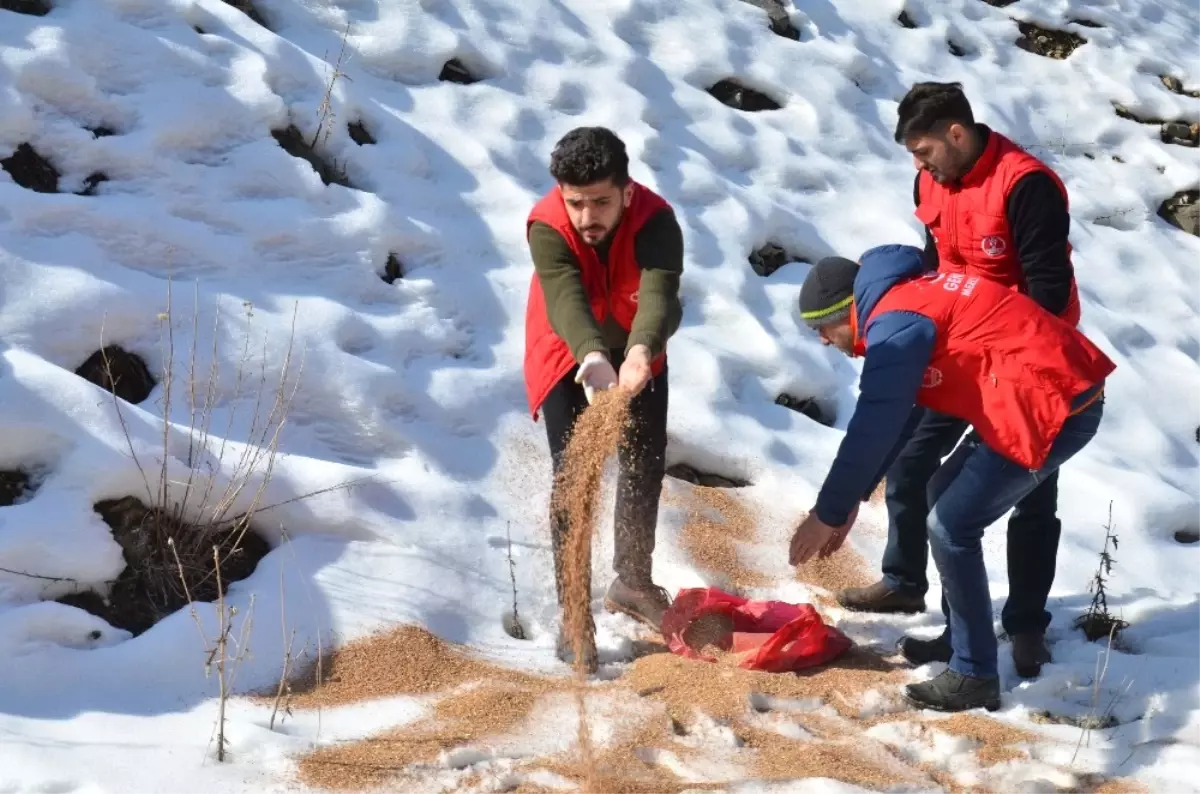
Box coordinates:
[893,82,975,143]
[549,126,630,187]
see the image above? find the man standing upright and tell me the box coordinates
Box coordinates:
[523,127,684,673]
[835,82,1081,678]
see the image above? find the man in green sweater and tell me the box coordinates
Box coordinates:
[522,127,684,672]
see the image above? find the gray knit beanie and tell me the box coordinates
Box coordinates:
[799,256,858,328]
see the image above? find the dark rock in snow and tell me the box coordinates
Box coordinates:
[1159,190,1200,236]
[1174,528,1200,545]
[381,252,404,284]
[439,59,481,85]
[1160,74,1200,98]
[57,496,271,636]
[0,0,50,15]
[666,463,750,489]
[739,0,800,40]
[748,243,809,277]
[1015,21,1086,59]
[775,393,834,427]
[1,143,60,193]
[348,120,377,145]
[272,124,352,188]
[897,9,918,28]
[0,470,32,507]
[74,345,156,405]
[222,0,268,28]
[708,79,782,112]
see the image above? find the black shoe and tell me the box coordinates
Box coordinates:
[836,579,925,614]
[898,634,953,666]
[1011,632,1051,678]
[903,668,1001,713]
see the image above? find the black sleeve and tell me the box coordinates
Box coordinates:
[914,173,938,271]
[1006,171,1072,317]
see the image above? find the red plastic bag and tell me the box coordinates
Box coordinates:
[661,587,853,673]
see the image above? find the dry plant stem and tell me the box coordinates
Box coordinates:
[312,22,353,151]
[270,555,298,731]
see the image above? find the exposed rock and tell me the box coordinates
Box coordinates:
[439,58,481,85]
[271,124,352,188]
[977,0,1017,6]
[1113,104,1159,124]
[1159,190,1199,236]
[748,242,808,277]
[1161,121,1199,148]
[948,39,968,57]
[1,143,60,193]
[708,79,782,112]
[381,252,404,284]
[348,120,376,146]
[1175,528,1200,545]
[222,0,268,28]
[1160,74,1200,98]
[739,0,800,40]
[78,172,109,196]
[0,470,32,507]
[666,463,750,489]
[74,345,156,405]
[775,393,834,427]
[0,0,50,14]
[1068,17,1104,28]
[87,126,116,138]
[897,9,917,29]
[1015,21,1086,59]
[57,496,271,636]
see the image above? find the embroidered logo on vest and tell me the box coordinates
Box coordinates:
[981,235,1007,257]
[922,367,944,389]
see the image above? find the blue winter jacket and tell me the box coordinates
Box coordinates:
[812,244,939,526]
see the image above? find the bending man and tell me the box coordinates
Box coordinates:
[789,245,1113,712]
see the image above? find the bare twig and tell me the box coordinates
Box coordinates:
[311,21,354,151]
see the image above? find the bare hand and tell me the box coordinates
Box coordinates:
[789,505,858,566]
[618,344,653,396]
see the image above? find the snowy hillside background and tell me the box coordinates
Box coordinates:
[0,0,1197,792]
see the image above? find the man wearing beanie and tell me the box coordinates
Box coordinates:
[789,244,1113,713]
[838,82,1083,682]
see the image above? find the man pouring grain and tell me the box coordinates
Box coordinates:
[522,126,684,673]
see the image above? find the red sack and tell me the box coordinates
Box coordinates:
[661,587,853,673]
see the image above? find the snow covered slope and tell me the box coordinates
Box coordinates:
[0,0,1197,792]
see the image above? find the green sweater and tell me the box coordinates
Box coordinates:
[528,208,684,362]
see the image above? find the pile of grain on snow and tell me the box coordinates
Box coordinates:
[671,480,770,590]
[288,625,559,790]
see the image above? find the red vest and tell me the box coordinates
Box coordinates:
[523,181,670,419]
[915,130,1082,327]
[863,271,1115,469]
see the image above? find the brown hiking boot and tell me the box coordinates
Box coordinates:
[603,578,672,632]
[1011,632,1051,678]
[836,579,925,614]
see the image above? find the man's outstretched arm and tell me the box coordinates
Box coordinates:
[813,311,936,526]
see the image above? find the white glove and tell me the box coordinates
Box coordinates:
[574,351,617,404]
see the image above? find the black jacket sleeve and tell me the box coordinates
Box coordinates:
[1006,171,1073,317]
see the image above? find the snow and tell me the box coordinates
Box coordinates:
[0,0,1196,792]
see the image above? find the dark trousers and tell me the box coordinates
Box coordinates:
[882,407,1063,637]
[542,350,669,601]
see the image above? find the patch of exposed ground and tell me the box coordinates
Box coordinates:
[708,79,782,111]
[1015,21,1086,59]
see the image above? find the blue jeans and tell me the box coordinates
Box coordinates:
[926,394,1105,678]
[882,408,1063,637]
